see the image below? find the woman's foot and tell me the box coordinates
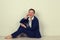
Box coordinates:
[5,35,12,39]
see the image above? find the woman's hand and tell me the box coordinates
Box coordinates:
[20,23,26,28]
[24,14,29,19]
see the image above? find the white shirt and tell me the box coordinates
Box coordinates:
[28,16,34,28]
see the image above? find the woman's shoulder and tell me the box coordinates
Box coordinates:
[34,16,39,20]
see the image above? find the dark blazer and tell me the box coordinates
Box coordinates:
[20,16,41,38]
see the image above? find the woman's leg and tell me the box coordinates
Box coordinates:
[5,26,26,39]
[11,26,26,38]
[24,27,35,38]
[26,31,35,38]
[25,29,41,38]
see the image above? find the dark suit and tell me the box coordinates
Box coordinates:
[11,16,41,38]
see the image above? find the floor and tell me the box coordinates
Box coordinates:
[0,36,60,40]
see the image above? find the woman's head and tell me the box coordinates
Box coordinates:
[28,8,35,17]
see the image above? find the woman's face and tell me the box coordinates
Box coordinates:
[28,10,34,17]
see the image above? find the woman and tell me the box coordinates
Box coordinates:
[5,8,41,39]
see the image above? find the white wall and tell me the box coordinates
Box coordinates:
[0,0,60,36]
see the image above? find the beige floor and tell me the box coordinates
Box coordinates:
[0,36,60,40]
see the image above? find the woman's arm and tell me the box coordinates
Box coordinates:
[20,23,26,28]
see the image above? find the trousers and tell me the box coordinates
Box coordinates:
[11,26,41,38]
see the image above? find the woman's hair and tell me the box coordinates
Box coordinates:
[29,8,35,14]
